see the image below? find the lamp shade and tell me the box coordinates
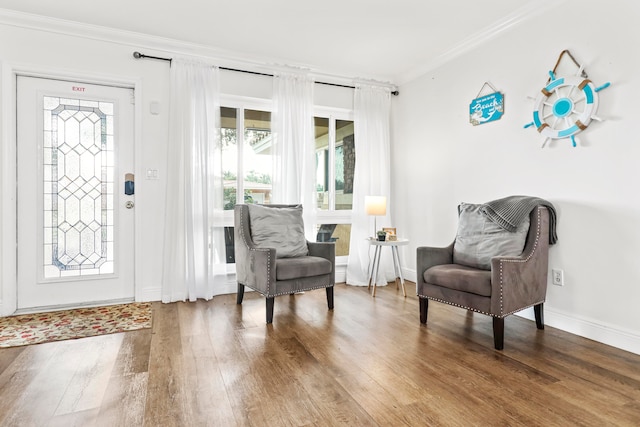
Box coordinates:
[365,196,387,216]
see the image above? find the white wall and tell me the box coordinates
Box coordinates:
[0,18,354,314]
[392,0,640,354]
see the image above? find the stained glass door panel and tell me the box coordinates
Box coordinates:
[43,96,115,278]
[17,76,135,310]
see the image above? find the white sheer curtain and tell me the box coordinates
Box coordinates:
[161,58,226,303]
[272,70,316,238]
[346,84,393,286]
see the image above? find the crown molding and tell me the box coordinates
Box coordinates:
[0,8,395,89]
[0,9,262,67]
[396,0,568,85]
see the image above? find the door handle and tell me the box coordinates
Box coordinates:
[125,201,134,209]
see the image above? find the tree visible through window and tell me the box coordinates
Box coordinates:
[315,117,354,211]
[221,107,272,210]
[314,115,354,256]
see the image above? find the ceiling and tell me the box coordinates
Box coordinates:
[0,0,550,84]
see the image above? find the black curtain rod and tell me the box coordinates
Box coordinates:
[132,51,399,95]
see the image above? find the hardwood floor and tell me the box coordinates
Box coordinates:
[1,283,639,426]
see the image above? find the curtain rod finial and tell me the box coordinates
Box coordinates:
[391,90,399,96]
[133,51,142,59]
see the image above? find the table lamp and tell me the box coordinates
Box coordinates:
[365,196,387,238]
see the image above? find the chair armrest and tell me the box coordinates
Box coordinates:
[234,205,276,295]
[490,207,550,316]
[308,241,335,262]
[416,242,454,292]
[308,241,336,285]
[417,243,454,271]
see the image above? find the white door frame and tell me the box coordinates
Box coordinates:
[0,62,144,316]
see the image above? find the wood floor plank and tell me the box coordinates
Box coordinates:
[261,333,377,426]
[0,344,58,425]
[276,306,428,426]
[109,327,153,376]
[213,326,288,426]
[0,347,25,377]
[177,301,237,426]
[97,371,149,427]
[0,283,639,426]
[142,301,187,426]
[0,337,114,425]
[54,334,122,417]
[96,329,152,426]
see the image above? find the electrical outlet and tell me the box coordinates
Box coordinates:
[552,269,564,286]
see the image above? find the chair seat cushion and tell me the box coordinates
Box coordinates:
[276,256,332,281]
[423,264,492,297]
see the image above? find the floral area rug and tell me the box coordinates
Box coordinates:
[0,302,152,348]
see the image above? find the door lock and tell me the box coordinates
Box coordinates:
[125,200,134,209]
[124,173,135,195]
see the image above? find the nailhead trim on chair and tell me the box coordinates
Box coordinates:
[418,206,546,319]
[417,295,545,319]
[417,295,495,317]
[498,206,543,316]
[269,282,335,298]
[239,207,333,298]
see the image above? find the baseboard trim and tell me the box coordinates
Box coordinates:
[136,287,162,303]
[136,279,238,303]
[517,307,640,356]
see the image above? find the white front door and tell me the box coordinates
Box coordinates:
[16,76,135,311]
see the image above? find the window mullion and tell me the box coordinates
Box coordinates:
[237,108,245,202]
[328,116,336,211]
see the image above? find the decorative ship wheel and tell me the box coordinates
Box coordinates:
[524,51,611,148]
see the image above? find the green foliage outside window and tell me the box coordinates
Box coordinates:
[223,188,254,210]
[222,170,270,210]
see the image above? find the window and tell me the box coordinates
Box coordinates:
[314,114,355,257]
[221,106,272,210]
[219,103,354,262]
[315,117,355,211]
[220,105,272,263]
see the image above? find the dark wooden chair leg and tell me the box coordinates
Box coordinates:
[266,297,275,324]
[493,317,504,350]
[326,286,334,310]
[419,298,428,324]
[534,303,544,330]
[236,283,245,305]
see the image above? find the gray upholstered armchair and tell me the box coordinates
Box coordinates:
[417,201,553,350]
[234,204,335,324]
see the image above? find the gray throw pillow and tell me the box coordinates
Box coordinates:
[248,204,309,258]
[453,203,529,270]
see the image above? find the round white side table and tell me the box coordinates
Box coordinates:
[367,237,409,297]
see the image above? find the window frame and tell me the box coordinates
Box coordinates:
[314,106,354,263]
[219,95,273,227]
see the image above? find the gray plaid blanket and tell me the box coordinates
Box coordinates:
[481,195,558,244]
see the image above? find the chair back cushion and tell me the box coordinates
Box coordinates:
[453,203,529,270]
[248,204,309,258]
